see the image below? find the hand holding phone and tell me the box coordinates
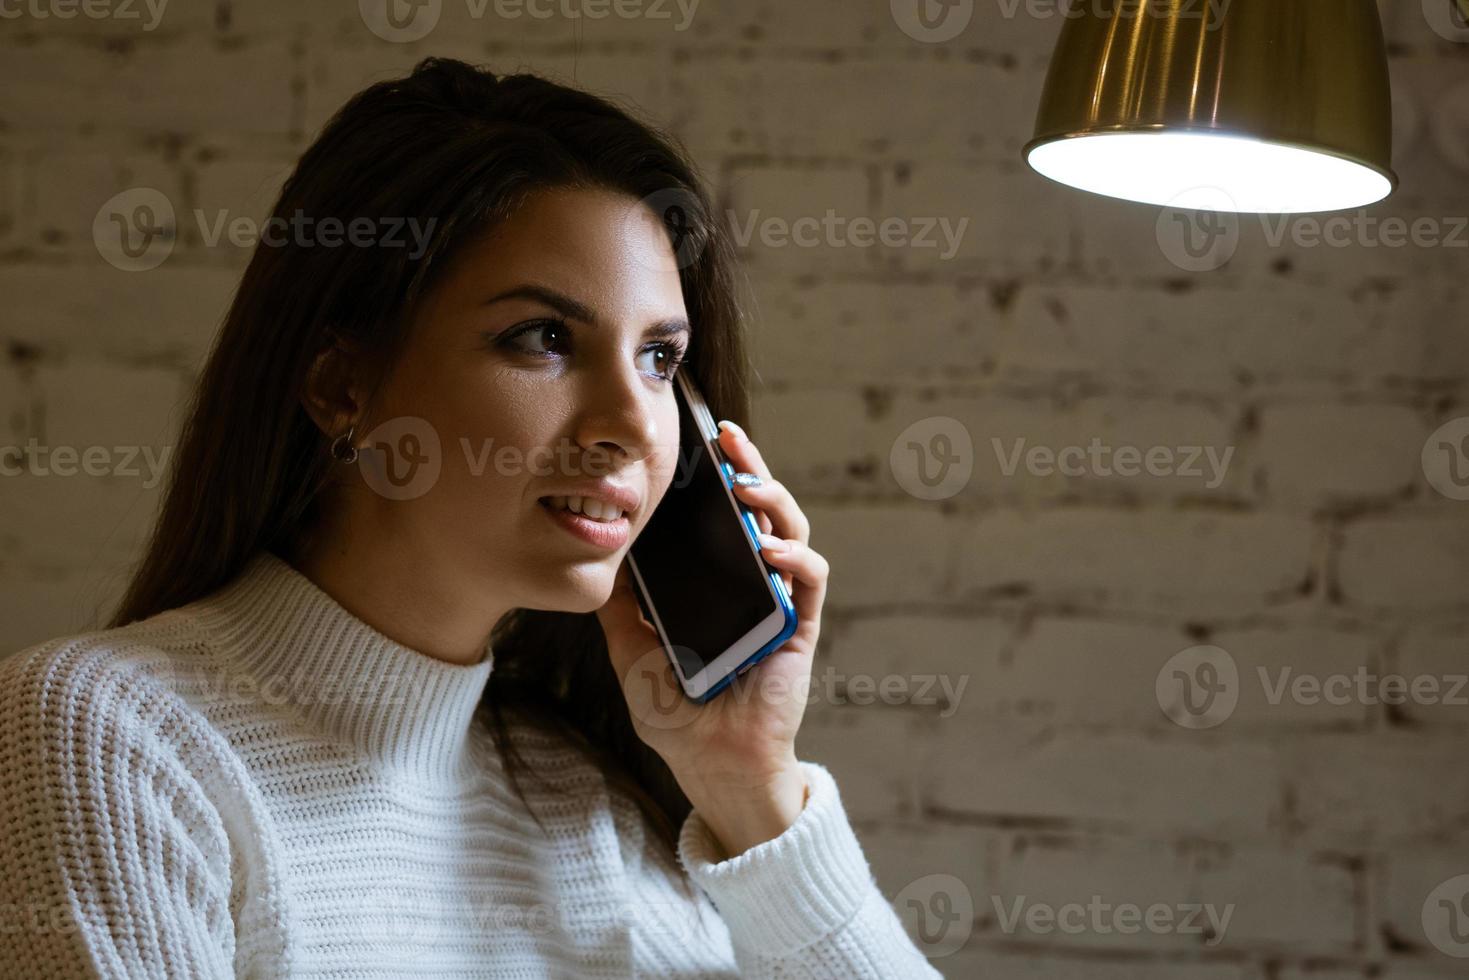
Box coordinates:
[593,372,832,853]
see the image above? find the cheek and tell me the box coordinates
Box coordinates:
[648,404,684,495]
[410,380,556,495]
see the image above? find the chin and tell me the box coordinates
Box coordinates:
[531,560,618,613]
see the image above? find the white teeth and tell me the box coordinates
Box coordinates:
[545,495,625,522]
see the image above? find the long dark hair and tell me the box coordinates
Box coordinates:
[107,57,752,848]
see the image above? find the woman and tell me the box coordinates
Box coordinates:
[0,58,941,978]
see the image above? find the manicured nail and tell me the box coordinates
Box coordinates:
[731,471,763,488]
[757,532,787,552]
[718,419,748,442]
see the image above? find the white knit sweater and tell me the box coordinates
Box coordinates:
[0,550,941,978]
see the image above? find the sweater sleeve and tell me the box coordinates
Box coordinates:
[676,761,944,979]
[0,640,265,979]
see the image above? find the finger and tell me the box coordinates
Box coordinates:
[596,559,660,682]
[757,537,827,621]
[731,476,810,544]
[597,562,703,731]
[716,420,772,483]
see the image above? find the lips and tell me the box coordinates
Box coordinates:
[534,480,641,520]
[538,497,631,550]
[539,495,626,522]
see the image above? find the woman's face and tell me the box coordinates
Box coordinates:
[351,185,690,615]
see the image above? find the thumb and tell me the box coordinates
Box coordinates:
[595,559,658,681]
[597,559,701,732]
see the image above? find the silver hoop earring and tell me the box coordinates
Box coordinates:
[330,425,358,464]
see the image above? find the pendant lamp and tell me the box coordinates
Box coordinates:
[1023,0,1397,214]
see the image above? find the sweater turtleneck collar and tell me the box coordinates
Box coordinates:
[188,548,495,783]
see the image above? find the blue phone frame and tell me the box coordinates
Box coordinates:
[631,372,799,704]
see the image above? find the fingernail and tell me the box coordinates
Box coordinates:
[718,419,748,442]
[757,532,787,552]
[731,471,763,488]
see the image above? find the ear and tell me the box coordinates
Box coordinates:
[301,332,366,438]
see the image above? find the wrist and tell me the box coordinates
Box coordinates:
[680,757,808,858]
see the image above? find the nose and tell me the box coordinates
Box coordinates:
[571,353,663,472]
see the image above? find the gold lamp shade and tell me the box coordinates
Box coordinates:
[1023,0,1397,213]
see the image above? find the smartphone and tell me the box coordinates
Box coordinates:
[626,370,799,702]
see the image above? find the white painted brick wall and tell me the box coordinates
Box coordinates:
[2,1,1467,976]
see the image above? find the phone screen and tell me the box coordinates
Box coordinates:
[629,379,776,680]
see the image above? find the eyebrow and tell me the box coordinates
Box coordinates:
[483,284,690,339]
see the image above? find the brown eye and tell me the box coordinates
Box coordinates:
[637,343,687,381]
[502,319,570,356]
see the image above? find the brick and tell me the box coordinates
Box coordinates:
[1280,734,1469,846]
[0,145,15,242]
[0,364,182,571]
[1422,283,1469,382]
[924,725,1285,840]
[795,707,925,821]
[1194,847,1358,955]
[800,503,953,606]
[1205,627,1377,729]
[823,612,1010,719]
[860,822,995,934]
[35,361,184,454]
[0,458,167,569]
[0,563,130,657]
[748,387,878,494]
[775,388,1245,508]
[945,394,1245,502]
[0,361,38,445]
[742,273,995,386]
[0,264,240,368]
[1227,203,1466,285]
[880,161,1070,274]
[994,617,1190,727]
[1382,850,1469,964]
[941,949,1249,980]
[25,145,185,255]
[719,162,873,276]
[1393,625,1469,730]
[954,509,1314,615]
[1003,280,1433,389]
[0,36,297,138]
[990,835,1199,951]
[1337,515,1469,612]
[1255,403,1425,503]
[671,56,1031,165]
